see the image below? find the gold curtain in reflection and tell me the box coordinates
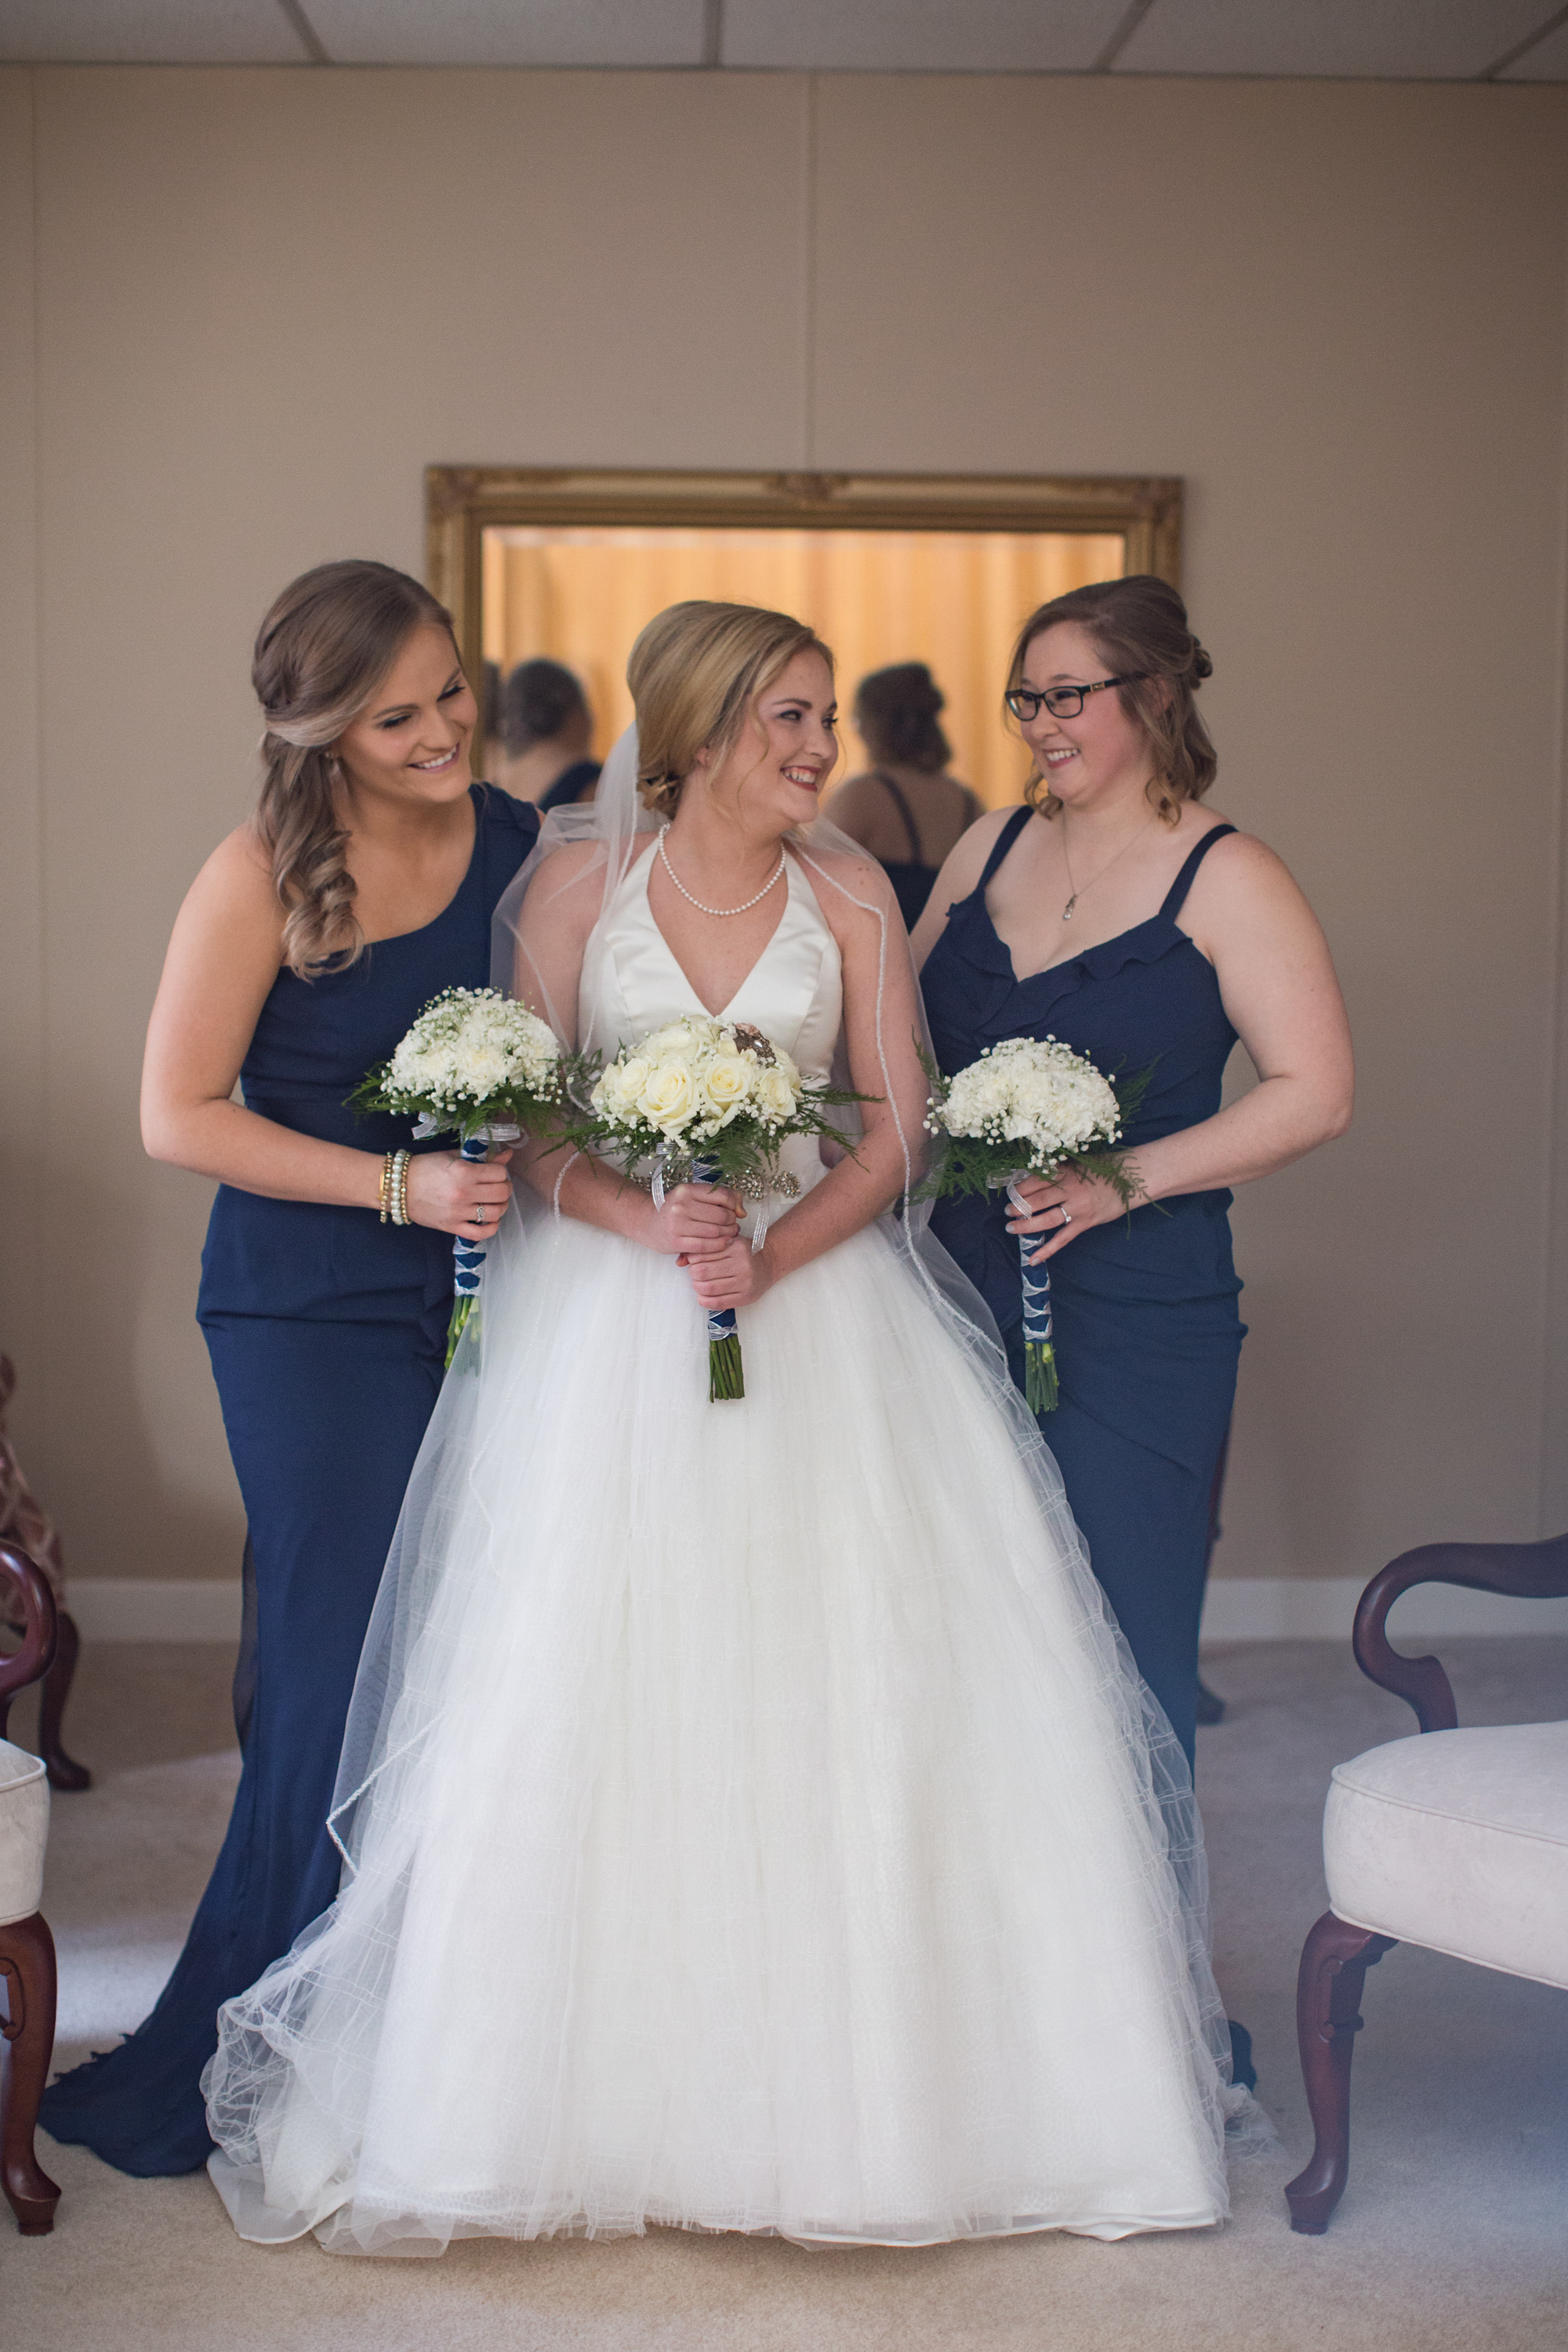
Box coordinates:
[482,527,1125,808]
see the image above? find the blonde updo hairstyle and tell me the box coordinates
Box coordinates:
[628,601,833,820]
[253,559,458,978]
[1007,575,1216,825]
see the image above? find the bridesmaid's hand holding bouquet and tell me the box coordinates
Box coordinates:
[922,1036,1148,1413]
[350,986,575,1365]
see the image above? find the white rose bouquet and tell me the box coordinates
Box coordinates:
[350,987,572,1366]
[922,1036,1149,1414]
[575,1015,869,1402]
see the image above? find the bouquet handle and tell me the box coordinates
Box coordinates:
[446,1134,491,1367]
[661,1155,743,1403]
[426,1118,521,1370]
[1007,1176,1058,1415]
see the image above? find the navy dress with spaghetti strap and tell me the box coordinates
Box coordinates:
[869,771,942,931]
[920,808,1245,1767]
[40,783,539,2176]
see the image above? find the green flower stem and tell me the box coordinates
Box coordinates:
[446,1293,479,1370]
[1025,1340,1058,1416]
[709,1333,745,1403]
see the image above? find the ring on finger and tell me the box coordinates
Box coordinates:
[1057,1207,1073,1229]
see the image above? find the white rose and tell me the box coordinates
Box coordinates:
[638,1061,697,1131]
[756,1065,796,1122]
[613,1054,651,1104]
[645,1021,699,1060]
[702,1055,752,1121]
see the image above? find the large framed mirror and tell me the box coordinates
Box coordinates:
[427,468,1181,809]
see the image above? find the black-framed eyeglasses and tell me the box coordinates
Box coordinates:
[1004,673,1149,722]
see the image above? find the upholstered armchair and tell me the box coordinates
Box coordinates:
[0,1537,61,2234]
[1285,1533,1568,2234]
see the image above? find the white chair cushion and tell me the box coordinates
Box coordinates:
[0,1737,49,1926]
[1324,1722,1568,1991]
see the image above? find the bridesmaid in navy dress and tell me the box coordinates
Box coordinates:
[42,563,539,2173]
[916,578,1352,1772]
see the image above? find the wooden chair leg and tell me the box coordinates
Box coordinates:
[37,1610,89,1791]
[0,1911,61,2234]
[1284,1908,1396,2234]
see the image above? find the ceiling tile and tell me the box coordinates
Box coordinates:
[302,0,706,67]
[1113,0,1556,79]
[1497,18,1568,74]
[722,0,1130,74]
[0,0,307,61]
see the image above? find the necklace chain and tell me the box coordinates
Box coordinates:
[1059,811,1157,921]
[658,827,786,919]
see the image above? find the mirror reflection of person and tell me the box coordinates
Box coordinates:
[827,662,982,928]
[500,658,601,811]
[480,659,505,784]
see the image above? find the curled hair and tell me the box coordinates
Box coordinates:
[855,662,950,772]
[502,658,589,753]
[627,601,833,818]
[252,560,456,977]
[1007,575,1216,824]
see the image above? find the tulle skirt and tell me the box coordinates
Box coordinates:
[203,1202,1236,2255]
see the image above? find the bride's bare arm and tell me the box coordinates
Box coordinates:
[684,855,927,1312]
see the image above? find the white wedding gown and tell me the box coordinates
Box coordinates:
[205,848,1240,2256]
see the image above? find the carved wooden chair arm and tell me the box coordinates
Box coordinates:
[0,1541,57,1739]
[1352,1534,1568,1733]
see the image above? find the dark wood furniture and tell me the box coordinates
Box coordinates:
[1284,1531,1568,2235]
[0,1538,62,2234]
[0,1356,89,1791]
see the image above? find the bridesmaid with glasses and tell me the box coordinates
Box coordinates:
[914,576,1352,1776]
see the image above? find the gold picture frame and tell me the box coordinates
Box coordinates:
[426,466,1183,699]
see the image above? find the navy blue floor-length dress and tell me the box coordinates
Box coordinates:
[41,783,538,2176]
[920,809,1245,1769]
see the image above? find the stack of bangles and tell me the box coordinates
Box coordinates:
[379,1148,411,1226]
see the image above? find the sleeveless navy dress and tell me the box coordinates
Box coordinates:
[921,809,1244,1768]
[41,783,539,2176]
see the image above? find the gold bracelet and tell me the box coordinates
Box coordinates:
[390,1148,411,1227]
[378,1152,396,1224]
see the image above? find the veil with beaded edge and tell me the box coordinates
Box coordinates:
[303,724,1244,2131]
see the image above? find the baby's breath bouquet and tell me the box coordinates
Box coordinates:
[577,1014,869,1402]
[923,1036,1147,1414]
[350,987,571,1364]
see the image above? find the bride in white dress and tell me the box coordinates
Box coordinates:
[203,600,1247,2256]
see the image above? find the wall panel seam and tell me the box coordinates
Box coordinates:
[803,72,817,468]
[1542,198,1568,1538]
[30,66,49,1457]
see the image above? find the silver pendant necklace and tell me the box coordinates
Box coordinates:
[658,826,786,918]
[1059,811,1156,921]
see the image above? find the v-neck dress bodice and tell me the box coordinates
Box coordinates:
[919,807,1247,1767]
[580,844,844,1208]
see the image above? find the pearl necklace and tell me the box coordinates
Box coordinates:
[658,827,786,918]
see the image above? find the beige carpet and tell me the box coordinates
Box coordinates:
[5,1637,1567,2350]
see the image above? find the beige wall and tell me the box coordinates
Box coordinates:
[1,64,1565,1589]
